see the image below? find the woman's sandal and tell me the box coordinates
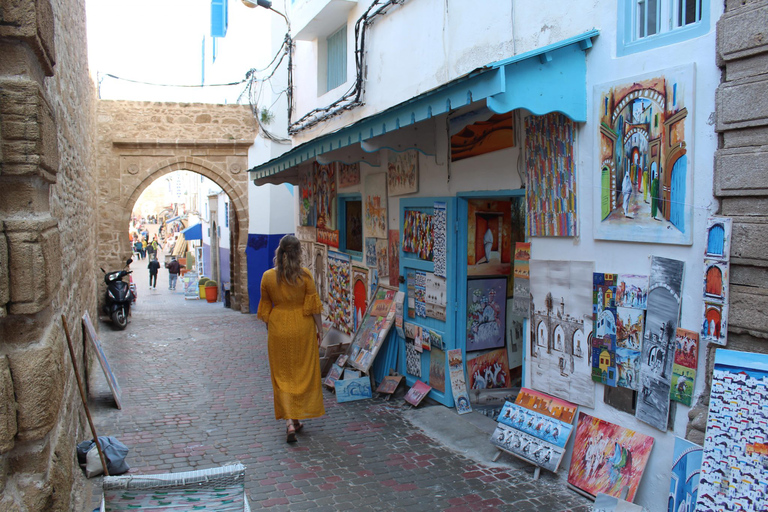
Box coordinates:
[293,421,304,433]
[286,423,297,443]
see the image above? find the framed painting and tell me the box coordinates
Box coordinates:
[364,173,388,239]
[466,277,507,352]
[450,107,514,162]
[314,162,337,232]
[387,149,418,196]
[338,162,360,188]
[326,251,352,335]
[299,166,315,227]
[467,199,513,277]
[467,347,511,390]
[351,264,369,333]
[312,243,328,302]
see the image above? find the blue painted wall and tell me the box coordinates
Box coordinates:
[246,233,288,313]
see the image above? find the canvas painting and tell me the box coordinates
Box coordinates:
[514,387,577,424]
[364,173,388,239]
[529,260,595,408]
[511,242,532,317]
[491,423,565,474]
[704,216,732,259]
[388,230,400,287]
[670,328,698,406]
[450,108,514,162]
[616,274,648,310]
[697,349,768,512]
[312,243,328,302]
[351,265,369,333]
[467,199,513,276]
[525,112,578,237]
[669,437,702,512]
[402,209,434,261]
[429,348,446,394]
[616,307,644,351]
[365,237,377,268]
[636,256,684,431]
[592,494,644,512]
[347,288,397,372]
[594,65,695,245]
[337,162,360,188]
[335,376,373,403]
[300,241,314,275]
[323,363,344,388]
[82,311,123,409]
[387,149,419,196]
[467,347,511,390]
[295,225,316,243]
[592,335,617,387]
[506,307,524,375]
[469,388,518,420]
[432,202,447,277]
[615,347,641,391]
[404,380,432,406]
[344,199,363,252]
[376,375,403,395]
[448,348,472,415]
[327,251,352,335]
[299,166,316,227]
[701,254,730,347]
[369,268,378,301]
[567,412,654,502]
[405,343,421,377]
[375,239,388,278]
[466,277,507,352]
[593,273,618,386]
[497,402,574,450]
[315,162,337,232]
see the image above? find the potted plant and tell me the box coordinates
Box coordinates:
[198,277,209,299]
[204,279,218,303]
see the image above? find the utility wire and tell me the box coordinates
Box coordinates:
[100,73,247,88]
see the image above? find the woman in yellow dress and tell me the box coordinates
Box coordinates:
[257,235,325,442]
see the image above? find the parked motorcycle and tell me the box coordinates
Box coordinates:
[101,259,134,330]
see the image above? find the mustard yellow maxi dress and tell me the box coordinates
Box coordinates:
[257,268,325,420]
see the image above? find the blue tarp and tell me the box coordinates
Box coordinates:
[180,223,202,241]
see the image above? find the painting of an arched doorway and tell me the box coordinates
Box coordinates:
[705,217,732,259]
[669,154,687,233]
[705,264,723,298]
[703,305,722,339]
[351,266,369,332]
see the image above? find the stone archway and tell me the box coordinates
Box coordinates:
[95,101,257,313]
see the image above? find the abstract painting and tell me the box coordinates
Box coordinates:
[567,412,654,502]
[669,437,702,512]
[594,65,695,245]
[670,328,698,406]
[429,348,446,393]
[315,162,337,232]
[466,277,507,351]
[511,242,531,317]
[312,243,328,302]
[335,376,372,403]
[337,162,360,188]
[701,219,731,346]
[299,166,316,227]
[697,349,768,512]
[402,209,433,261]
[529,260,595,407]
[326,251,352,335]
[448,349,472,415]
[450,108,514,162]
[432,201,447,278]
[467,199,513,276]
[467,347,511,390]
[404,380,431,406]
[388,229,400,287]
[387,149,419,196]
[375,239,388,278]
[514,387,577,424]
[351,265,369,333]
[636,256,684,431]
[525,112,577,237]
[364,172,388,239]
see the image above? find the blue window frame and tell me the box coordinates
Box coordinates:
[338,194,362,260]
[617,0,710,56]
[326,25,347,92]
[211,0,228,38]
[224,202,229,228]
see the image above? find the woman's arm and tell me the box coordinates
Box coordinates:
[313,313,323,347]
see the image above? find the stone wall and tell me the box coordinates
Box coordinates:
[687,0,768,443]
[0,0,96,509]
[95,101,256,312]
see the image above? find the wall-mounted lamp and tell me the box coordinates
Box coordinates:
[242,0,273,8]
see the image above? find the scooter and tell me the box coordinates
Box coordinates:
[101,259,135,330]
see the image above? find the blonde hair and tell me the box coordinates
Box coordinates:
[274,235,303,286]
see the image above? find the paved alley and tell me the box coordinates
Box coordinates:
[87,251,591,511]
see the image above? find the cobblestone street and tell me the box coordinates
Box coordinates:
[88,253,591,511]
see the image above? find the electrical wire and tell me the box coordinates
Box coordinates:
[100,73,247,88]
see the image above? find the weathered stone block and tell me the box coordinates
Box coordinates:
[721,196,768,216]
[721,125,768,149]
[9,439,50,475]
[731,219,768,264]
[0,231,8,316]
[714,147,768,196]
[0,0,55,76]
[0,355,17,453]
[729,285,768,336]
[15,476,52,511]
[7,323,64,442]
[731,263,768,287]
[716,75,768,131]
[48,421,76,511]
[718,1,768,62]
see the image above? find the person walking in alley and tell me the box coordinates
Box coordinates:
[148,256,160,289]
[165,256,183,290]
[257,235,325,443]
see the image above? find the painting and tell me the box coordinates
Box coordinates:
[616,274,648,310]
[364,237,377,268]
[704,216,732,259]
[429,348,446,393]
[364,173,388,239]
[335,376,373,403]
[448,348,472,415]
[592,335,617,387]
[402,209,433,261]
[529,260,595,408]
[387,149,419,196]
[669,437,702,512]
[511,242,531,317]
[701,243,731,347]
[295,225,316,243]
[514,387,577,424]
[404,380,431,406]
[312,243,328,302]
[351,265,369,333]
[388,230,400,287]
[593,273,618,386]
[450,108,514,162]
[337,162,360,188]
[525,112,577,237]
[315,162,337,232]
[300,241,314,275]
[425,273,447,322]
[466,277,507,352]
[697,349,768,512]
[567,412,654,502]
[323,363,343,389]
[82,311,123,409]
[369,268,378,301]
[467,347,511,390]
[467,199,513,276]
[670,328,698,406]
[326,251,352,335]
[432,201,447,278]
[594,65,695,245]
[616,307,644,351]
[615,347,641,391]
[347,287,397,372]
[376,375,403,395]
[299,166,315,227]
[375,239,388,278]
[592,494,643,512]
[636,256,684,431]
[405,343,421,377]
[506,307,524,380]
[344,199,363,252]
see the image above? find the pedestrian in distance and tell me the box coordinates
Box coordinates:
[147,256,160,289]
[257,235,325,443]
[165,255,184,290]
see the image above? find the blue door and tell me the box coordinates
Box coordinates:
[397,197,457,407]
[707,223,725,257]
[670,155,686,233]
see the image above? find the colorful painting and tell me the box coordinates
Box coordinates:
[295,225,316,242]
[704,216,732,259]
[364,173,388,239]
[299,166,316,227]
[347,288,397,372]
[616,274,648,310]
[669,437,702,512]
[405,343,421,377]
[323,363,343,388]
[701,220,731,346]
[592,335,617,387]
[525,112,577,237]
[636,256,684,431]
[429,348,446,393]
[375,375,403,395]
[467,347,511,390]
[387,149,419,196]
[344,199,363,252]
[337,162,360,188]
[402,209,433,261]
[425,273,447,322]
[466,277,507,352]
[616,307,644,351]
[467,199,513,276]
[351,265,369,333]
[697,349,768,512]
[315,162,337,232]
[497,402,573,449]
[594,65,695,245]
[388,230,400,287]
[335,376,372,403]
[326,251,352,335]
[450,108,514,162]
[592,273,618,386]
[448,348,472,414]
[615,347,640,391]
[404,380,432,406]
[514,387,577,424]
[670,328,698,406]
[412,270,427,319]
[567,412,654,502]
[432,202,447,278]
[375,239,388,278]
[364,237,377,268]
[529,260,595,407]
[312,243,328,302]
[511,242,531,317]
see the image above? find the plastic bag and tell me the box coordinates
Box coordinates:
[76,436,130,477]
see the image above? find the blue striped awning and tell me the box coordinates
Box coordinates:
[249,30,598,184]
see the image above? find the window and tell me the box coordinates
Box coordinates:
[210,0,228,38]
[326,25,347,92]
[618,0,709,56]
[339,195,362,259]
